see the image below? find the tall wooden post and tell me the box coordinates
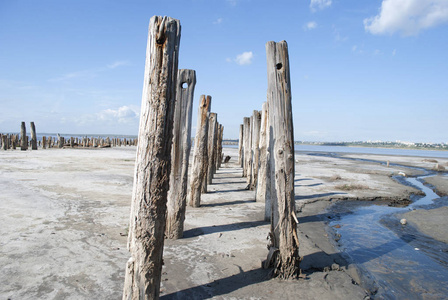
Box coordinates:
[251,110,261,190]
[238,124,244,167]
[123,16,181,300]
[166,69,196,239]
[216,124,223,170]
[206,113,218,185]
[30,122,37,150]
[256,103,271,221]
[242,117,251,178]
[20,122,27,150]
[247,115,253,185]
[189,95,211,207]
[266,40,300,278]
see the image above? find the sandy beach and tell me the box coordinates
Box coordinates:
[1,146,447,299]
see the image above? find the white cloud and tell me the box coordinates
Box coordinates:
[310,0,332,12]
[213,18,223,25]
[234,51,254,65]
[97,105,139,124]
[364,0,448,36]
[304,21,318,30]
[392,49,397,56]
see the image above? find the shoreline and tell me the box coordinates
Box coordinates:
[1,146,447,299]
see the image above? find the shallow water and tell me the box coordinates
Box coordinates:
[330,177,448,299]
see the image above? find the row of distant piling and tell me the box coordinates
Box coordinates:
[1,122,137,150]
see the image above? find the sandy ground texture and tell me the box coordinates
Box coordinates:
[1,146,446,299]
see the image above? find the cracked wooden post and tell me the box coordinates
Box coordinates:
[189,95,211,207]
[256,102,271,221]
[265,40,300,278]
[238,124,244,167]
[30,122,37,150]
[166,69,196,240]
[251,110,261,190]
[123,15,181,300]
[206,113,218,185]
[242,117,251,179]
[20,122,27,150]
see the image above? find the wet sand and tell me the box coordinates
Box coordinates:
[1,146,447,299]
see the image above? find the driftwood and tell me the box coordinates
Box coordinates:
[266,40,300,279]
[166,69,196,239]
[189,95,211,207]
[20,122,27,150]
[123,16,181,300]
[30,122,37,150]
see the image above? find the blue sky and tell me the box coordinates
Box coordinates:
[0,0,447,143]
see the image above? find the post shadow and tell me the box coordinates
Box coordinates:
[160,267,269,299]
[183,219,267,238]
[295,192,346,200]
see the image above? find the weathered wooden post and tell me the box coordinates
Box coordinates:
[256,103,271,221]
[20,122,28,150]
[265,40,300,278]
[242,117,251,178]
[30,122,37,150]
[123,16,181,300]
[206,113,218,185]
[58,135,64,148]
[251,110,261,190]
[166,69,196,239]
[189,95,211,207]
[216,123,223,170]
[247,115,254,186]
[238,124,244,167]
[70,137,75,148]
[11,134,16,150]
[42,136,47,149]
[1,134,7,150]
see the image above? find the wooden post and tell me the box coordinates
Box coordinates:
[238,124,244,167]
[189,95,211,207]
[206,113,218,185]
[166,69,196,239]
[251,110,261,190]
[20,122,27,150]
[256,102,271,221]
[70,137,75,148]
[30,122,37,150]
[265,40,300,278]
[123,16,181,300]
[216,123,223,170]
[242,117,251,178]
[42,136,47,149]
[11,134,16,150]
[1,134,7,150]
[247,115,253,186]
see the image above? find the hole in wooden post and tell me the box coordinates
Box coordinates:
[276,63,283,70]
[182,82,188,89]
